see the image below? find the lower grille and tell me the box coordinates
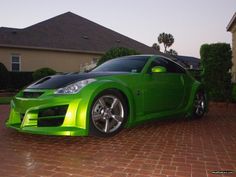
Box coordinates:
[37,105,68,127]
[37,117,65,127]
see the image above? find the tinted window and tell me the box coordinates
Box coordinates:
[148,57,185,73]
[91,56,148,73]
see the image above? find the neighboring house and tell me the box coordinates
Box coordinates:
[227,12,236,82]
[172,55,200,69]
[0,12,159,72]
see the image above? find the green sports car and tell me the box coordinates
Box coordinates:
[6,55,207,137]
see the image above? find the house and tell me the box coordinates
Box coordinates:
[227,12,236,82]
[172,55,200,69]
[0,12,159,72]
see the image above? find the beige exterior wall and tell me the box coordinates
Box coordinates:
[232,25,236,82]
[0,47,102,72]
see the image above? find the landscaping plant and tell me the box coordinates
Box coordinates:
[32,67,56,81]
[0,63,10,90]
[200,43,232,101]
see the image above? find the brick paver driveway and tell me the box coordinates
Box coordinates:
[0,104,235,177]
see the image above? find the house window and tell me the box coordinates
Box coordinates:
[11,55,21,72]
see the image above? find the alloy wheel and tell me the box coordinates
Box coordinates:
[91,95,124,133]
[194,92,206,117]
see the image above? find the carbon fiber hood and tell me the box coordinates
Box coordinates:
[27,72,128,89]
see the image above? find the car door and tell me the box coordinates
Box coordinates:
[143,57,186,114]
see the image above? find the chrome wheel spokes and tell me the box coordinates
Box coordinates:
[92,95,124,133]
[98,98,106,108]
[194,93,205,116]
[111,115,123,122]
[111,98,118,109]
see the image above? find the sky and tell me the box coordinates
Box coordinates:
[0,0,235,58]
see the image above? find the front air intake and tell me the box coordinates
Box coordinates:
[37,105,68,127]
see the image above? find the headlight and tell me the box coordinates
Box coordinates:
[55,78,96,94]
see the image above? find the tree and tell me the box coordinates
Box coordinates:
[97,47,138,65]
[200,43,232,101]
[32,67,56,81]
[166,49,178,56]
[152,43,160,51]
[158,33,174,53]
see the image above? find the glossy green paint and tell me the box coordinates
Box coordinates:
[6,55,202,136]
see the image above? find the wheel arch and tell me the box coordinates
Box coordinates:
[80,80,136,132]
[185,81,208,116]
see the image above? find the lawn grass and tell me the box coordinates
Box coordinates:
[0,97,12,104]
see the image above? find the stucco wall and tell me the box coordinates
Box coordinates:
[232,25,236,82]
[0,47,102,72]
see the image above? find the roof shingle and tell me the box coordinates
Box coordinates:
[0,12,159,54]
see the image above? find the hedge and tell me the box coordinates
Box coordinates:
[9,72,34,90]
[0,62,59,90]
[0,71,33,91]
[32,67,56,81]
[232,83,236,103]
[0,63,10,90]
[200,43,232,101]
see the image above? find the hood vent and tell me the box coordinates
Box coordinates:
[23,91,44,98]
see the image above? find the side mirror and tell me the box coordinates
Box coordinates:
[151,66,167,73]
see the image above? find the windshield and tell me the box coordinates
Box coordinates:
[91,56,149,73]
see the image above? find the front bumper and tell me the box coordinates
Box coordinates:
[6,89,90,136]
[6,124,88,136]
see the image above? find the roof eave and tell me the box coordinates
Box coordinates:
[0,44,105,55]
[227,12,236,32]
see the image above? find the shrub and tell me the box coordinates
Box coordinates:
[0,63,33,90]
[32,68,56,81]
[200,43,232,101]
[232,83,236,103]
[9,72,33,90]
[97,47,139,65]
[0,63,10,90]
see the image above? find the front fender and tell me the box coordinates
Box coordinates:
[78,79,135,132]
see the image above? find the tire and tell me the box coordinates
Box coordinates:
[89,89,128,137]
[192,90,207,118]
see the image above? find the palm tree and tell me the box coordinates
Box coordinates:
[158,33,174,53]
[166,49,178,56]
[152,43,160,51]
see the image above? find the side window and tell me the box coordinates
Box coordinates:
[148,57,185,73]
[148,58,167,73]
[11,55,21,72]
[161,57,185,73]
